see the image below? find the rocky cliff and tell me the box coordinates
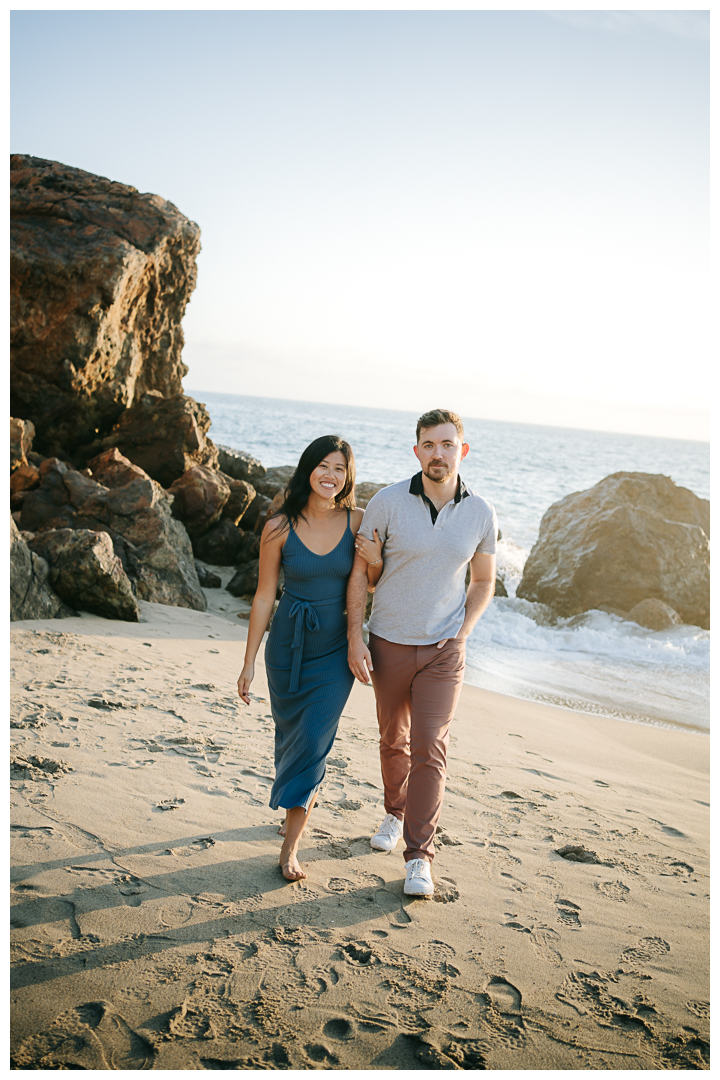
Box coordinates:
[10,155,201,457]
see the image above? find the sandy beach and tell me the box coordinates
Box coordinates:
[10,582,709,1070]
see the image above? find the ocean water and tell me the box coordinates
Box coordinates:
[191,390,710,733]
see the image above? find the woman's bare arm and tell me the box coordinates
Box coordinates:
[237,518,285,703]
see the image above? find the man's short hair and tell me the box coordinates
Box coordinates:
[415,409,464,445]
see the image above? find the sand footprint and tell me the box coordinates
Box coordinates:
[433,877,460,904]
[11,1001,155,1071]
[305,1043,340,1065]
[621,936,670,964]
[555,899,582,929]
[597,880,630,902]
[485,976,522,1014]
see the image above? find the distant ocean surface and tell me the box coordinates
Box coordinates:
[192,390,710,734]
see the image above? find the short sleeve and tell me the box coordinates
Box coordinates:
[475,504,498,555]
[357,491,389,543]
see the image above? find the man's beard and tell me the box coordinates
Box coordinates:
[423,461,452,483]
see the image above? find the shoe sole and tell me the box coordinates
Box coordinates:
[370,839,399,851]
[404,886,434,896]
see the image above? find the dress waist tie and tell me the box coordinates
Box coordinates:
[285,591,346,693]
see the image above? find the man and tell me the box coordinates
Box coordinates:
[346,409,497,897]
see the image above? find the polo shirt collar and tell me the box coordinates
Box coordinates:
[409,471,469,502]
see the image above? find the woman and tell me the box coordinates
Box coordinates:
[237,435,382,881]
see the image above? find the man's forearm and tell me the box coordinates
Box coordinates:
[458,579,494,639]
[346,569,368,641]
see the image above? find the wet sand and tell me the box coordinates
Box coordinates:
[10,590,709,1070]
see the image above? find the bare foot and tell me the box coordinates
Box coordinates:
[279,852,306,881]
[278,815,288,837]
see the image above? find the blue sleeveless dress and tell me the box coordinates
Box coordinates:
[265,511,355,811]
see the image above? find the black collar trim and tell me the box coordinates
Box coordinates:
[409,471,468,503]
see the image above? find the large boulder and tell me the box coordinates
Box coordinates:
[10,518,68,620]
[517,472,710,628]
[192,520,244,566]
[27,528,140,621]
[168,465,230,538]
[216,445,266,484]
[10,417,35,471]
[10,155,200,457]
[87,391,219,486]
[18,448,206,611]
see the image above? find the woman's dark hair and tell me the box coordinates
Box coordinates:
[269,435,356,532]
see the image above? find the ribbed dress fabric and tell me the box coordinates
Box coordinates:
[265,512,355,811]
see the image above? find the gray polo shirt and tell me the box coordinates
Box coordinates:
[357,472,498,646]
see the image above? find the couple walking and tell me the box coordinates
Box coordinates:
[237,408,497,896]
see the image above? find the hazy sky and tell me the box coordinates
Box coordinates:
[11,8,709,440]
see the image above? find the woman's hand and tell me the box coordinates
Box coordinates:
[237,662,254,705]
[355,529,383,566]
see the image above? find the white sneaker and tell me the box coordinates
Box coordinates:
[404,858,434,896]
[370,813,403,851]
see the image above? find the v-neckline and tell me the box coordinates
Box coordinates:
[292,519,349,559]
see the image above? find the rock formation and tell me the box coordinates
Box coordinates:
[10,155,201,457]
[192,521,245,566]
[10,518,69,620]
[168,465,230,539]
[216,445,266,484]
[19,449,206,611]
[253,465,295,499]
[87,391,219,486]
[517,472,710,628]
[27,529,140,621]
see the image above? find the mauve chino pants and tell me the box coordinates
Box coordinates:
[368,633,465,863]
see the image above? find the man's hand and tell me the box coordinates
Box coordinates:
[348,636,373,684]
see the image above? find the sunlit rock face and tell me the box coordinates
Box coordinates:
[517,472,710,629]
[10,155,201,457]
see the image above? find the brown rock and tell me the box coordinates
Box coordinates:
[19,448,206,610]
[221,476,255,526]
[235,529,262,565]
[10,463,40,511]
[216,445,266,484]
[226,559,260,598]
[27,528,140,621]
[192,520,244,566]
[10,517,69,620]
[627,598,682,631]
[354,481,387,508]
[10,417,35,471]
[168,465,230,538]
[517,472,710,628]
[195,563,222,589]
[10,155,200,456]
[256,490,284,533]
[89,391,219,486]
[254,465,295,499]
[242,492,272,533]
